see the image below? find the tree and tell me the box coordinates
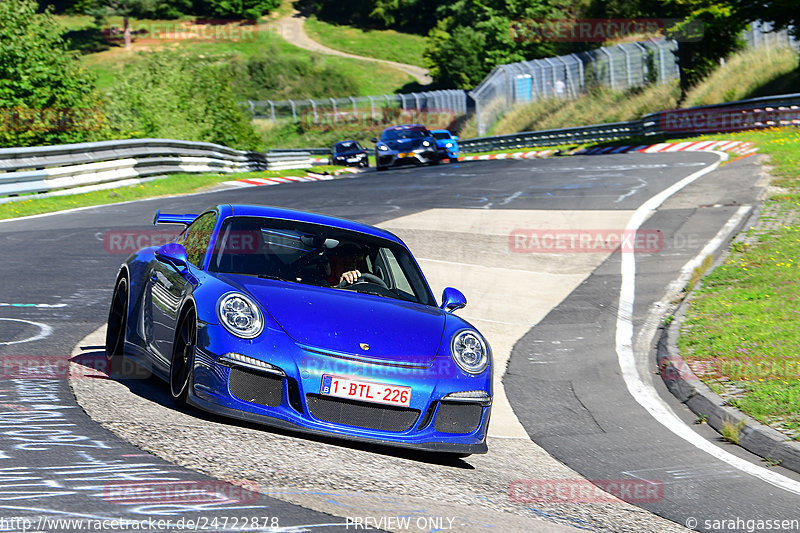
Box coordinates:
[197,0,281,19]
[0,0,105,147]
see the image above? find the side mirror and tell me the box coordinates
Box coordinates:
[452,136,459,141]
[440,287,466,312]
[155,243,189,273]
[370,137,378,143]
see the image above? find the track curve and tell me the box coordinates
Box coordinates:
[1,154,797,532]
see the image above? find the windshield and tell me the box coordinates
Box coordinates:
[334,141,361,153]
[381,129,428,141]
[208,216,435,306]
[432,132,451,140]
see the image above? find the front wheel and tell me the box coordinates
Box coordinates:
[105,276,128,361]
[170,308,196,405]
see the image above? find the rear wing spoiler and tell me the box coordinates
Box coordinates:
[153,210,198,227]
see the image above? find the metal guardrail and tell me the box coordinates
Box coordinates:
[265,151,312,171]
[442,92,800,152]
[0,139,267,199]
[458,120,646,152]
[2,93,798,199]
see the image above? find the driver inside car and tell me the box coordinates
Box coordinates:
[327,242,366,286]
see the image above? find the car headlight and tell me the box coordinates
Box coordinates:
[422,140,431,147]
[378,144,389,151]
[451,329,489,374]
[217,293,263,339]
[445,142,453,148]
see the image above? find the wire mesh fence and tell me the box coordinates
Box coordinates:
[247,90,468,131]
[243,21,796,138]
[469,38,679,136]
[744,21,798,50]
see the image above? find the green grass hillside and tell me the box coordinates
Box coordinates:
[60,16,417,97]
[304,14,427,67]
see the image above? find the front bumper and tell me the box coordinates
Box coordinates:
[189,325,491,454]
[376,148,439,169]
[332,154,368,167]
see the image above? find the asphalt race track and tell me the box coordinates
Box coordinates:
[1,152,799,532]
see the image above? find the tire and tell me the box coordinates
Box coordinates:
[170,307,196,405]
[377,165,387,171]
[105,276,128,362]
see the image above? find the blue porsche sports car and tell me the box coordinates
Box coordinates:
[431,129,460,161]
[105,204,492,455]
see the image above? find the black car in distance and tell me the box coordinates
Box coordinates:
[331,140,369,167]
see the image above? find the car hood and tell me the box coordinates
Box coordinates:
[381,138,428,151]
[220,275,445,364]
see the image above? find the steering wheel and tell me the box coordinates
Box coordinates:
[337,273,388,289]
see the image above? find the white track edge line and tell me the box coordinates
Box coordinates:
[615,151,800,495]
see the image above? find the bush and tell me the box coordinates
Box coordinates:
[0,0,106,147]
[105,50,261,150]
[229,46,360,101]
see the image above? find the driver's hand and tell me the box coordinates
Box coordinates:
[339,270,360,284]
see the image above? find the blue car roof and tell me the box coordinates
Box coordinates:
[430,129,451,134]
[224,205,403,244]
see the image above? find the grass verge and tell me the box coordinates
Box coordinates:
[0,167,344,221]
[676,126,800,440]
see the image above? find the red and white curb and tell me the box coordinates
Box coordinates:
[459,150,557,161]
[577,140,759,157]
[223,168,359,189]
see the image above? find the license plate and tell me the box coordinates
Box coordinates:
[320,375,411,407]
[398,152,414,158]
[346,157,359,162]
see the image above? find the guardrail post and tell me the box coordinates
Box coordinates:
[600,47,615,90]
[289,100,297,122]
[619,44,633,88]
[309,99,318,124]
[632,42,648,86]
[651,38,667,83]
[269,101,276,121]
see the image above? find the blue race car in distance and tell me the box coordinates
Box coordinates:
[105,204,492,455]
[330,140,369,167]
[431,129,459,161]
[371,124,440,171]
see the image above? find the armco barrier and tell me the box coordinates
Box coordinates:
[0,138,267,199]
[265,151,312,171]
[2,93,798,199]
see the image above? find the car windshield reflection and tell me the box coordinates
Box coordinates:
[208,216,434,306]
